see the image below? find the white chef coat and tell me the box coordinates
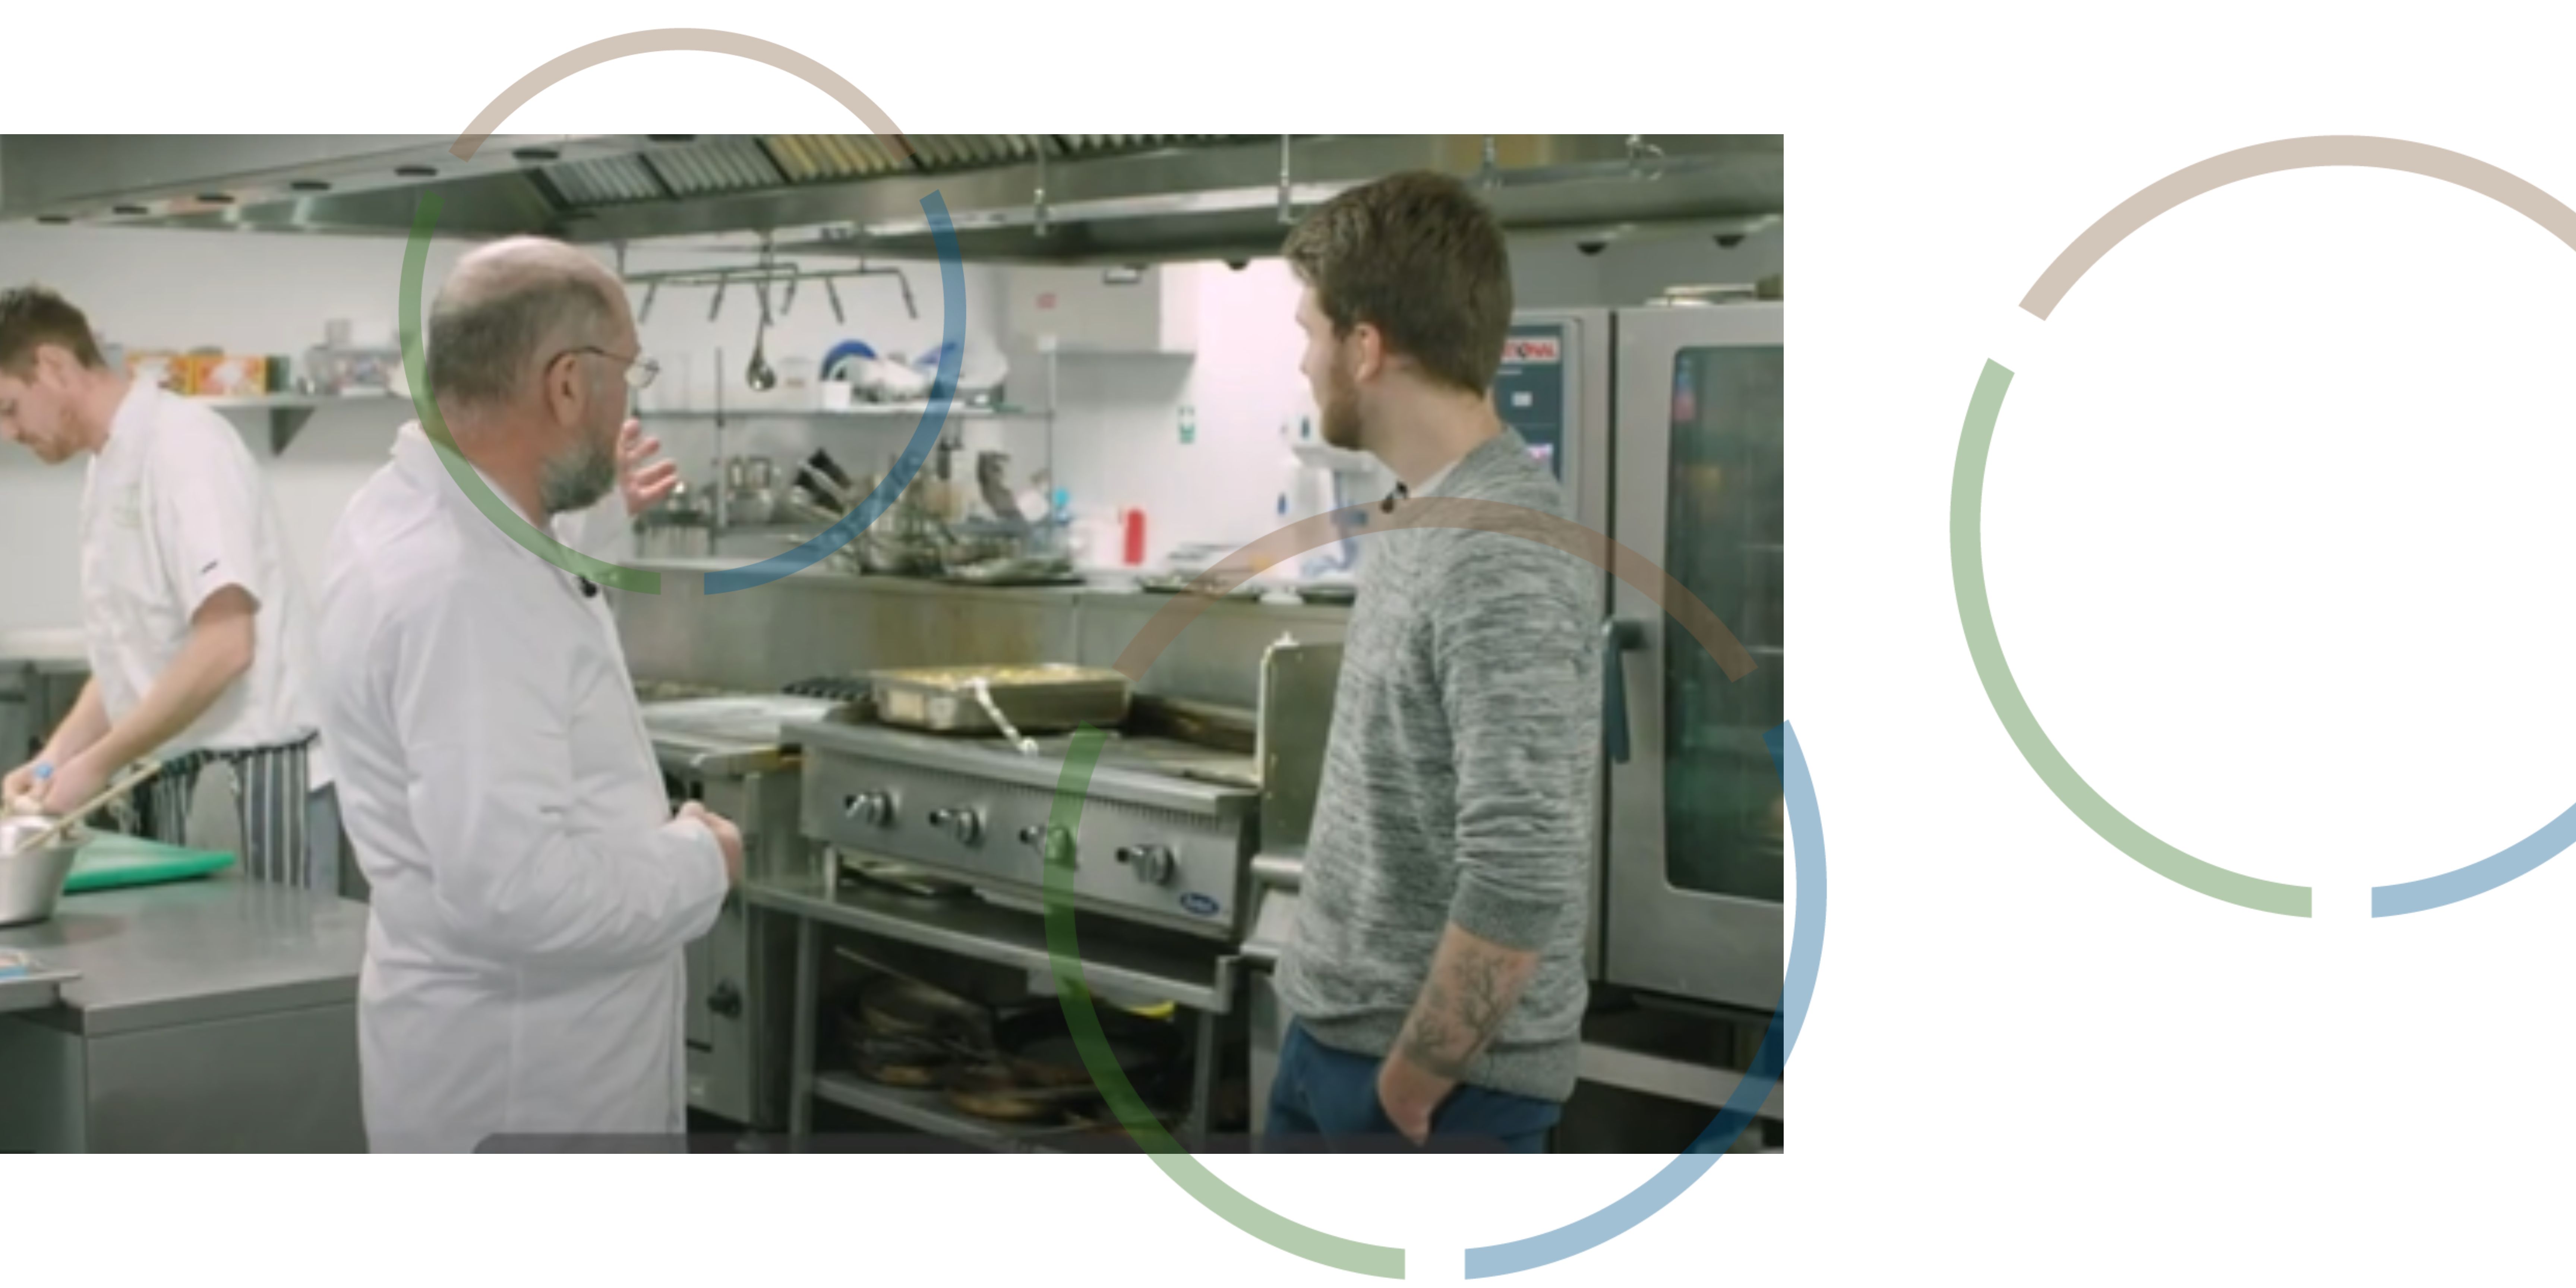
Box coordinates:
[78,381,333,782]
[313,421,726,1153]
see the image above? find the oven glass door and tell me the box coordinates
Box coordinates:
[1665,341,1785,903]
[1605,303,1785,1009]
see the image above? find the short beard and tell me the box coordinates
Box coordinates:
[1318,364,1364,451]
[537,429,617,514]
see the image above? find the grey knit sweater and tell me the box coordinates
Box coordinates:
[1275,427,1601,1103]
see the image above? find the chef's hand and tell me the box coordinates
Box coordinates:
[1375,1051,1455,1147]
[618,421,681,517]
[679,802,745,884]
[2,761,41,811]
[34,754,109,821]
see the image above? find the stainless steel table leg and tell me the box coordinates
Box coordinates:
[789,915,817,1146]
[1184,1004,1219,1149]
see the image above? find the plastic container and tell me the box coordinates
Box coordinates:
[1122,509,1147,566]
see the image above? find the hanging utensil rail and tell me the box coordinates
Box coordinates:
[623,261,919,321]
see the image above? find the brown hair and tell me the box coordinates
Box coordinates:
[1282,170,1513,395]
[0,286,107,377]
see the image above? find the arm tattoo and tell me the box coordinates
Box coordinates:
[1397,931,1535,1081]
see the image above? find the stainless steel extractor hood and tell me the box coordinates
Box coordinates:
[0,135,1781,265]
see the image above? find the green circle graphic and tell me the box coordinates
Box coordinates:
[1951,359,2310,916]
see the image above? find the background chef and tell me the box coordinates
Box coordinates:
[0,285,339,887]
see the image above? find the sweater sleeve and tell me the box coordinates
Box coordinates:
[1429,532,1602,952]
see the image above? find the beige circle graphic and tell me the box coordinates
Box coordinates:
[2020,135,2576,318]
[447,27,908,161]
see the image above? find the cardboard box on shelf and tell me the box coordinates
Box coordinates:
[186,354,268,398]
[126,351,189,394]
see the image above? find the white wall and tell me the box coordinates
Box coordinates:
[1026,259,1315,567]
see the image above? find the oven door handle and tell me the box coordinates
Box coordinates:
[1601,618,1647,764]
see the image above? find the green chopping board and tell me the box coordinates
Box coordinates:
[63,834,236,893]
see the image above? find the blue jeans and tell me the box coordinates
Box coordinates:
[1263,1020,1560,1153]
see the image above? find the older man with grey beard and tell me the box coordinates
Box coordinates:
[313,236,744,1152]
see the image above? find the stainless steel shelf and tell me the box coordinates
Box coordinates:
[809,1071,1091,1152]
[193,393,400,409]
[637,404,1044,420]
[198,393,407,453]
[743,869,1240,1013]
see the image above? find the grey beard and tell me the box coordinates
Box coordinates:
[538,434,617,514]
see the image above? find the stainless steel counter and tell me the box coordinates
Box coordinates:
[0,872,366,1036]
[641,693,849,779]
[0,872,368,1151]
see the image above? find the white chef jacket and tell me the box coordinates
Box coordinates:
[79,381,332,782]
[313,422,726,1153]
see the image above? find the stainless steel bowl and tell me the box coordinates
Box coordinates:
[0,815,84,928]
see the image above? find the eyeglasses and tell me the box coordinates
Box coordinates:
[556,346,660,391]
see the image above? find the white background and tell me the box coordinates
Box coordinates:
[10,1,2576,1284]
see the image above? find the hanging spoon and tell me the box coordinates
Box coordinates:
[746,281,778,392]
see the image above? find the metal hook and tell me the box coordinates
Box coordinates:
[825,277,846,325]
[708,277,726,322]
[638,281,657,325]
[1035,146,1051,239]
[781,271,798,318]
[1625,135,1666,181]
[1278,134,1295,225]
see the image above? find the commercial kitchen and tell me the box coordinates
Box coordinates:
[0,134,1784,1153]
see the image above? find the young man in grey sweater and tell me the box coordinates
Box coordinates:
[1268,172,1601,1152]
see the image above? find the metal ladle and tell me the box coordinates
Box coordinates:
[746,282,778,392]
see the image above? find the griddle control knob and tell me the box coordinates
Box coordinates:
[1117,844,1177,886]
[928,806,984,845]
[843,791,896,827]
[1018,824,1045,847]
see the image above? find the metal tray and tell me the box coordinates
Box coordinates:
[869,664,1131,735]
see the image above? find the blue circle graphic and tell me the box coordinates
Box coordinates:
[707,192,966,594]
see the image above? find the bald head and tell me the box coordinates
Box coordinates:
[427,236,629,412]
